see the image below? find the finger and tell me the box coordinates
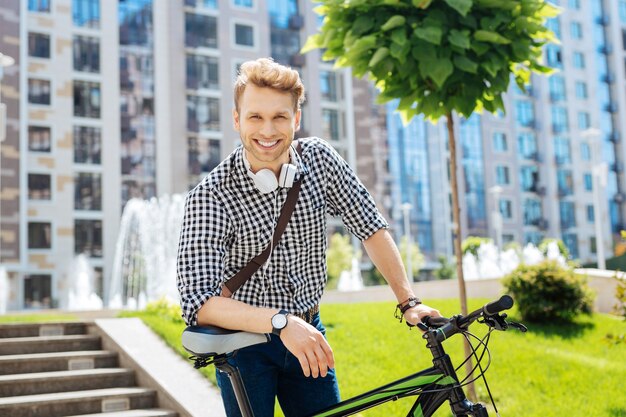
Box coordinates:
[313,345,329,377]
[319,339,335,369]
[304,350,320,378]
[296,353,311,378]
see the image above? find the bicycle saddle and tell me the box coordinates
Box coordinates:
[182,325,270,357]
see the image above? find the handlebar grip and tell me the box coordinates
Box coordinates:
[483,295,514,316]
[422,316,450,328]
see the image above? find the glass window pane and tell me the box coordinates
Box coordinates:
[28,174,52,200]
[28,126,52,152]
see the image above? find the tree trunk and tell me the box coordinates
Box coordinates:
[445,112,476,401]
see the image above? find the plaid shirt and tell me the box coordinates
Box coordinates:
[177,137,389,326]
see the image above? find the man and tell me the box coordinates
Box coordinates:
[177,57,441,417]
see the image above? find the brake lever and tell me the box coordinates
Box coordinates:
[508,322,528,333]
[482,313,509,331]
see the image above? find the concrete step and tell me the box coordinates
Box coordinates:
[0,350,118,375]
[67,409,178,417]
[0,368,135,397]
[0,387,157,417]
[0,322,88,338]
[0,334,101,355]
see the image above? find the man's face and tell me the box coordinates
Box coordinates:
[233,84,301,173]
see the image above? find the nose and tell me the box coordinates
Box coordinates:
[259,120,277,138]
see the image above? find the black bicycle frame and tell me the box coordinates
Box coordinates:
[309,328,488,417]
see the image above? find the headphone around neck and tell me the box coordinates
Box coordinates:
[242,147,298,194]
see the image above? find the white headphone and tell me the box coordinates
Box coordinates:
[242,147,298,194]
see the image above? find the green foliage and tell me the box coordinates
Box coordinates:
[144,297,185,324]
[433,255,456,280]
[399,236,425,280]
[502,260,594,323]
[461,236,492,259]
[614,273,626,320]
[538,238,570,259]
[326,233,358,290]
[304,0,558,122]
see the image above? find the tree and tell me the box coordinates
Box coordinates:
[304,0,558,399]
[326,232,358,289]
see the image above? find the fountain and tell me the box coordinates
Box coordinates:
[109,194,184,309]
[462,241,567,280]
[66,254,103,310]
[337,257,364,291]
[0,267,9,314]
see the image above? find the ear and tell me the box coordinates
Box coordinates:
[294,109,302,132]
[233,108,240,131]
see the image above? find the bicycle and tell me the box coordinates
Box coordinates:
[181,295,527,417]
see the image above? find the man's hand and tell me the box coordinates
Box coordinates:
[280,316,335,378]
[403,303,441,327]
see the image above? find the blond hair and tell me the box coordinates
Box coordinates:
[234,58,305,112]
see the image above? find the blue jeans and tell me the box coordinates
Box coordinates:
[216,313,341,417]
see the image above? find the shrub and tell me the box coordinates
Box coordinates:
[461,236,492,259]
[144,297,184,324]
[433,255,456,280]
[614,272,626,320]
[502,260,594,323]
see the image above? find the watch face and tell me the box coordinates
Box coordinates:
[409,300,418,307]
[272,314,288,329]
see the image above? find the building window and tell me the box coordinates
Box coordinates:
[583,173,593,191]
[24,274,52,309]
[73,0,100,28]
[234,23,254,47]
[515,101,534,127]
[562,233,579,258]
[557,169,574,196]
[322,109,341,141]
[28,79,51,105]
[518,133,538,159]
[492,132,507,152]
[74,219,103,257]
[74,126,101,164]
[188,137,221,176]
[621,0,626,24]
[570,22,582,40]
[568,0,580,9]
[560,201,576,229]
[234,0,253,7]
[499,199,513,219]
[587,204,595,222]
[74,173,102,211]
[28,222,52,249]
[28,0,50,12]
[523,198,542,226]
[575,81,587,99]
[545,45,562,68]
[28,33,51,58]
[185,13,218,49]
[554,136,571,165]
[520,166,539,192]
[28,126,52,152]
[185,0,218,8]
[73,35,100,73]
[573,52,585,69]
[580,142,591,161]
[548,75,566,101]
[551,106,568,133]
[28,174,52,200]
[186,55,219,90]
[187,96,220,132]
[73,80,101,118]
[578,111,590,130]
[590,236,597,254]
[546,18,561,39]
[320,71,341,102]
[495,166,510,185]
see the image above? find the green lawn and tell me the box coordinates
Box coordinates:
[123,298,626,417]
[0,313,78,323]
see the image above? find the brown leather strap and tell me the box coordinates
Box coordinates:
[222,143,303,297]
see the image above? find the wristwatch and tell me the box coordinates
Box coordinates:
[400,297,422,314]
[271,309,290,336]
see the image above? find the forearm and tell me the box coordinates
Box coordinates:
[362,229,415,303]
[197,296,278,333]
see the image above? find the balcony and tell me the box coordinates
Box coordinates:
[558,188,574,198]
[598,44,613,55]
[604,102,618,113]
[536,186,547,197]
[595,15,610,26]
[532,218,549,230]
[610,162,624,173]
[614,193,626,204]
[549,92,565,102]
[609,131,621,143]
[601,73,615,84]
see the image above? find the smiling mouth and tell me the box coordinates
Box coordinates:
[255,139,279,149]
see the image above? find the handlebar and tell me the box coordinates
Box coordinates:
[421,295,518,342]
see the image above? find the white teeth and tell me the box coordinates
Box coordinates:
[258,140,278,148]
